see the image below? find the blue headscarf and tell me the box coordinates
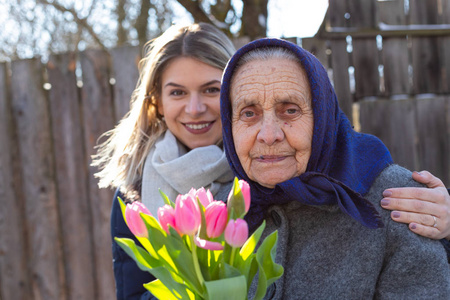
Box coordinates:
[220,38,393,230]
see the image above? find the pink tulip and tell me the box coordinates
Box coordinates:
[224,219,248,248]
[204,201,228,238]
[175,193,201,236]
[125,201,152,238]
[227,179,251,217]
[239,180,251,213]
[189,187,214,208]
[194,237,224,251]
[158,205,178,234]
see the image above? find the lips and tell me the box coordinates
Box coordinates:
[183,121,214,134]
[255,155,288,163]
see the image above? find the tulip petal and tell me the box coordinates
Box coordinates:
[194,237,224,251]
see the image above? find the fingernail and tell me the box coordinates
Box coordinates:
[392,212,400,218]
[382,190,392,197]
[381,199,390,206]
[411,223,417,229]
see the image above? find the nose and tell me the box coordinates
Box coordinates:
[257,115,284,145]
[185,93,206,116]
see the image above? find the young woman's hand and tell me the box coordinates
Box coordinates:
[381,171,450,240]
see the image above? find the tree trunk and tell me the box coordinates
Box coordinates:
[116,0,127,46]
[136,0,151,47]
[240,0,268,40]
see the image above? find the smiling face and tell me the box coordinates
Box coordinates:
[231,57,314,188]
[158,57,223,149]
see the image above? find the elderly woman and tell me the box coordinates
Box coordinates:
[220,38,450,299]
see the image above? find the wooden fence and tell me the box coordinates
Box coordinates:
[0,0,449,299]
[301,0,450,185]
[0,47,141,300]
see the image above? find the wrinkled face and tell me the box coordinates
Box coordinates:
[158,57,223,149]
[231,58,314,188]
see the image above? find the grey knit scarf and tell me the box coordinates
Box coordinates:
[141,130,234,215]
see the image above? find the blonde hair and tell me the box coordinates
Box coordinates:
[92,23,235,193]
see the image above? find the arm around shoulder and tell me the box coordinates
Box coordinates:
[370,166,450,298]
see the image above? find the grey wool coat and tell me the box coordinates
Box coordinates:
[255,165,450,299]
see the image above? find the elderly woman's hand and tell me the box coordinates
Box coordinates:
[381,171,450,240]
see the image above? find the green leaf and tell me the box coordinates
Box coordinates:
[253,231,284,300]
[114,237,159,271]
[159,189,174,207]
[204,275,247,300]
[239,221,265,261]
[149,224,205,295]
[232,220,265,286]
[143,274,195,300]
[117,196,128,226]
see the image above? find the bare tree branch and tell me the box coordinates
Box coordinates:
[37,0,107,51]
[176,0,213,23]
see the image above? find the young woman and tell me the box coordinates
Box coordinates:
[92,23,236,299]
[92,23,450,299]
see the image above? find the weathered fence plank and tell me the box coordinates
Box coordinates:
[328,0,353,122]
[0,63,31,300]
[10,59,66,300]
[359,99,419,171]
[348,0,380,99]
[79,50,115,300]
[415,96,449,184]
[301,38,329,70]
[110,46,141,121]
[378,0,411,96]
[442,1,450,93]
[47,53,96,300]
[330,39,353,122]
[410,0,443,94]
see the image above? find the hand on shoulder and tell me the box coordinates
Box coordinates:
[380,171,450,240]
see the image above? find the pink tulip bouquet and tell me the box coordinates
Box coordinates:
[115,178,283,300]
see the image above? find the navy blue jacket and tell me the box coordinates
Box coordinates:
[111,189,156,300]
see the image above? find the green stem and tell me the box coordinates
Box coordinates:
[229,247,237,267]
[190,235,205,291]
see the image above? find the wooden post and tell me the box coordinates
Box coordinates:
[10,58,66,299]
[348,0,381,99]
[0,63,31,300]
[47,53,96,300]
[441,0,450,93]
[79,49,115,300]
[410,0,443,94]
[378,0,411,96]
[110,45,141,121]
[328,0,353,123]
